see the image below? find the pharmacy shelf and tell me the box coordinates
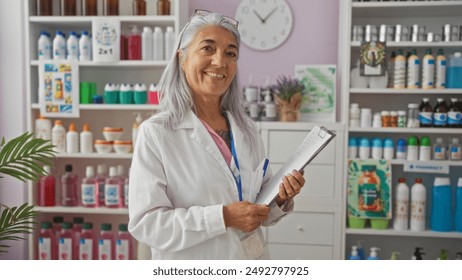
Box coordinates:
[350,42,462,48]
[55,153,132,159]
[346,228,462,239]
[31,103,159,110]
[29,15,176,25]
[350,88,462,95]
[35,206,128,215]
[352,1,462,17]
[348,127,462,134]
[31,60,168,67]
[347,158,462,167]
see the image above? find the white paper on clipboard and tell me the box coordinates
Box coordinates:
[255,125,336,205]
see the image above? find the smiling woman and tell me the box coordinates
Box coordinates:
[127,10,306,260]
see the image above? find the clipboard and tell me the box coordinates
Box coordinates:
[255,125,336,205]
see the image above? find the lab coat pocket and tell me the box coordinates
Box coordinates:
[248,159,268,203]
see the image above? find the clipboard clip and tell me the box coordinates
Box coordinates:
[319,126,336,139]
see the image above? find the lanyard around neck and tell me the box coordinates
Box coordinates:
[229,130,242,201]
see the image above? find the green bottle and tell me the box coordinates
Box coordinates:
[419,136,431,161]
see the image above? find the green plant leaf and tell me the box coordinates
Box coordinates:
[0,203,38,253]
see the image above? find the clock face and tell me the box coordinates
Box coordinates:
[235,0,293,51]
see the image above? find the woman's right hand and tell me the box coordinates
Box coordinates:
[223,201,270,232]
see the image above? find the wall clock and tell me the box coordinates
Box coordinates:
[235,0,294,51]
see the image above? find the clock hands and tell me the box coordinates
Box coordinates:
[252,10,265,23]
[253,7,278,24]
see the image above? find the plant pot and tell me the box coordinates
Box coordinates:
[274,92,302,122]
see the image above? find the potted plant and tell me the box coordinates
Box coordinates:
[0,132,56,254]
[272,75,305,122]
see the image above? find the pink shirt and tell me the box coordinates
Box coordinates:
[200,120,232,166]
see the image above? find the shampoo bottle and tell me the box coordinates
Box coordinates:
[421,48,435,89]
[436,49,447,89]
[348,246,361,260]
[66,122,78,154]
[80,123,93,154]
[152,26,164,61]
[393,177,409,230]
[141,26,153,60]
[51,120,66,153]
[406,49,420,89]
[164,26,175,61]
[81,166,98,208]
[35,114,52,141]
[393,49,406,89]
[410,178,426,231]
[367,247,380,260]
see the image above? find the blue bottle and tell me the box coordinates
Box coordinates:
[348,137,358,158]
[348,245,361,260]
[431,177,453,232]
[396,138,407,160]
[447,52,462,89]
[455,178,462,232]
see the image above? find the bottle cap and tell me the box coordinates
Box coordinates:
[41,221,52,229]
[86,166,95,177]
[348,137,357,147]
[372,138,383,148]
[65,164,73,172]
[434,177,450,187]
[68,122,76,131]
[83,222,93,230]
[97,164,108,175]
[82,30,89,36]
[381,110,390,116]
[407,136,418,146]
[73,217,84,224]
[82,123,90,132]
[53,216,64,223]
[420,136,431,146]
[396,138,407,147]
[359,138,370,147]
[436,137,444,144]
[143,26,153,33]
[62,222,72,230]
[408,103,419,109]
[109,166,118,177]
[101,223,112,231]
[166,26,174,33]
[415,178,423,183]
[398,177,406,183]
[154,26,162,33]
[55,120,63,125]
[119,224,128,231]
[384,138,394,147]
[69,31,78,37]
[92,95,103,104]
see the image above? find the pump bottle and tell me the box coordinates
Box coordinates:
[348,246,361,260]
[412,247,425,260]
[367,247,380,260]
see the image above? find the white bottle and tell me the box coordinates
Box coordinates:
[393,50,406,89]
[141,26,153,61]
[433,137,446,160]
[66,31,79,60]
[360,108,372,128]
[152,27,164,61]
[132,112,143,144]
[349,103,360,127]
[448,138,461,161]
[406,49,420,89]
[79,31,92,61]
[38,31,52,60]
[80,123,93,154]
[435,49,446,89]
[66,122,79,154]
[35,115,52,140]
[393,177,410,231]
[421,48,435,89]
[410,178,426,231]
[164,26,175,61]
[53,31,66,60]
[51,120,66,153]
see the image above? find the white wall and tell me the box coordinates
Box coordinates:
[0,0,27,259]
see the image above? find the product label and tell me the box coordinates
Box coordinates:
[116,239,129,260]
[450,146,461,160]
[433,112,447,126]
[98,239,112,260]
[434,147,447,160]
[448,112,461,125]
[124,183,129,206]
[419,112,433,125]
[394,199,409,221]
[358,183,379,211]
[79,238,93,260]
[105,184,120,206]
[38,237,52,260]
[411,200,426,223]
[58,237,72,260]
[81,183,97,206]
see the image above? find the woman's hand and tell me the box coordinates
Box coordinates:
[275,169,305,207]
[223,201,270,232]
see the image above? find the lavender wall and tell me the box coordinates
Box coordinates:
[188,0,339,88]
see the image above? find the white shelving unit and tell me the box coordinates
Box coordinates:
[339,0,462,260]
[24,0,189,260]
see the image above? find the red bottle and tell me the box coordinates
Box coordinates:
[38,165,56,206]
[58,222,75,260]
[128,25,142,60]
[72,217,84,260]
[38,221,56,260]
[116,224,134,260]
[98,223,115,260]
[79,222,97,260]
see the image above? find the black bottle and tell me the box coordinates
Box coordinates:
[448,98,461,128]
[419,98,433,127]
[433,98,448,128]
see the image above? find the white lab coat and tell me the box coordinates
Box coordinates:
[128,110,294,259]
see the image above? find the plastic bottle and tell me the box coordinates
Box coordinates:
[360,108,372,128]
[393,49,406,89]
[390,251,401,260]
[133,0,146,15]
[448,98,461,128]
[396,138,407,160]
[390,111,398,127]
[393,177,409,231]
[387,51,396,88]
[98,223,115,260]
[349,103,361,127]
[105,166,122,208]
[348,245,361,260]
[152,27,164,61]
[123,167,130,208]
[407,103,420,128]
[128,25,142,60]
[35,114,52,140]
[381,110,390,127]
[66,122,78,154]
[116,224,134,260]
[82,0,98,16]
[141,26,153,60]
[350,60,368,88]
[38,221,55,260]
[79,31,92,61]
[435,49,447,89]
[433,98,448,128]
[79,222,97,260]
[132,112,143,144]
[367,247,380,260]
[410,178,426,232]
[52,216,64,236]
[164,26,175,61]
[421,48,435,89]
[371,138,383,160]
[133,83,147,104]
[348,137,358,159]
[80,123,93,154]
[455,178,462,232]
[406,136,419,161]
[383,138,394,160]
[51,120,66,153]
[96,164,108,206]
[58,222,74,260]
[66,31,79,60]
[419,98,433,128]
[397,110,406,128]
[72,217,84,260]
[37,0,53,16]
[406,49,420,89]
[38,165,56,207]
[372,112,381,128]
[103,0,119,16]
[433,137,447,160]
[356,241,365,260]
[358,138,370,160]
[38,31,52,60]
[437,249,449,260]
[431,177,453,232]
[61,164,79,206]
[419,136,431,161]
[412,247,425,260]
[53,31,66,60]
[446,52,462,88]
[449,138,461,161]
[60,0,77,16]
[81,166,98,207]
[148,83,159,105]
[157,0,170,15]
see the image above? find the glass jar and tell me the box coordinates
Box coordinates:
[157,0,170,15]
[82,0,98,16]
[60,0,77,16]
[37,0,53,16]
[133,0,146,16]
[103,0,119,16]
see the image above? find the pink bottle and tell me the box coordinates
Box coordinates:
[116,224,134,260]
[61,164,79,206]
[120,32,128,60]
[38,165,56,206]
[72,217,84,260]
[128,25,141,60]
[96,164,108,207]
[79,222,97,260]
[52,216,64,258]
[148,83,159,105]
[117,165,128,208]
[58,222,74,260]
[81,166,98,207]
[38,221,56,260]
[105,166,122,208]
[98,223,115,260]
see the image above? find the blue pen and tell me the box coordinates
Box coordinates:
[262,158,269,177]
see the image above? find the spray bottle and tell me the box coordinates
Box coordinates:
[412,247,425,260]
[390,251,401,260]
[367,247,380,260]
[349,246,361,260]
